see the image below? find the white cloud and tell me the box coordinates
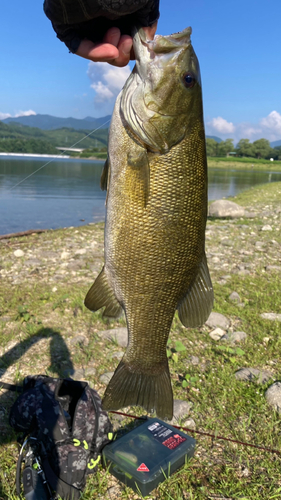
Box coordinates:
[15,110,36,117]
[90,81,114,102]
[208,116,235,134]
[260,111,281,139]
[206,111,281,143]
[0,110,36,120]
[0,112,11,120]
[87,62,130,109]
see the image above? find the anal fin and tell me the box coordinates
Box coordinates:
[178,253,214,328]
[84,267,123,318]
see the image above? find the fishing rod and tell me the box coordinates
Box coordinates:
[8,118,111,191]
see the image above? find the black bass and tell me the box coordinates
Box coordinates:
[85,26,213,420]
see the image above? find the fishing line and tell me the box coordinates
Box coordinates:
[8,118,111,191]
[109,410,281,457]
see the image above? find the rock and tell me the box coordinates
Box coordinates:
[206,312,230,330]
[172,399,193,421]
[221,239,233,247]
[64,368,85,380]
[229,291,241,303]
[61,251,70,260]
[106,486,121,498]
[209,327,225,341]
[261,225,272,231]
[69,335,89,346]
[25,259,41,266]
[84,367,96,377]
[260,313,281,322]
[100,372,114,384]
[265,382,281,413]
[188,356,200,365]
[235,367,273,384]
[209,200,245,218]
[222,331,247,343]
[265,265,281,272]
[182,418,196,430]
[111,351,124,360]
[98,328,128,348]
[14,249,24,257]
[75,249,87,255]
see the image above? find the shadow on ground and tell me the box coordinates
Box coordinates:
[0,327,74,498]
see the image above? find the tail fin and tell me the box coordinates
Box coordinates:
[102,359,173,420]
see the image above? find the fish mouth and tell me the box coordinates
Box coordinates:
[133,26,192,67]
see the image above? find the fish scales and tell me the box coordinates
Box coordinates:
[85,26,214,419]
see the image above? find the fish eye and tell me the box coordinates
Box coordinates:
[183,72,196,88]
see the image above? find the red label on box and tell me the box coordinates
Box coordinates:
[137,463,150,472]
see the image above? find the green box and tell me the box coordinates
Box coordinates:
[103,417,196,496]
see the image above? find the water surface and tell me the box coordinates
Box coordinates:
[1,156,281,235]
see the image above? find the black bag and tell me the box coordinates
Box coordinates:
[9,375,113,500]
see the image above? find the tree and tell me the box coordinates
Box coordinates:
[236,138,254,157]
[206,138,218,157]
[217,139,234,157]
[252,139,271,159]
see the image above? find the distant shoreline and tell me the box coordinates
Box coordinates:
[0,152,70,159]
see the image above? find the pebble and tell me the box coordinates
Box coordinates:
[172,399,193,421]
[235,367,273,384]
[206,312,230,330]
[98,328,128,348]
[100,372,114,384]
[182,418,196,430]
[14,249,24,257]
[222,331,247,343]
[261,224,272,231]
[265,382,281,413]
[229,291,241,303]
[260,313,281,322]
[209,327,225,341]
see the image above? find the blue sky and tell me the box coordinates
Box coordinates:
[1,0,281,142]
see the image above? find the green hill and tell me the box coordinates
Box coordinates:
[0,121,108,154]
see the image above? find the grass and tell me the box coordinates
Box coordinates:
[0,183,281,499]
[207,157,281,172]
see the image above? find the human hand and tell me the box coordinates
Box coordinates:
[75,23,157,67]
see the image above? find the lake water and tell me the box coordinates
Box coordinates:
[1,156,281,235]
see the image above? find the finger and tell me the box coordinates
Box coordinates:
[109,35,133,67]
[76,39,119,62]
[103,27,121,47]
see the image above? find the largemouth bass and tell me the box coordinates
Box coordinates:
[85,26,214,420]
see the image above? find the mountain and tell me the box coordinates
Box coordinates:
[206,135,222,143]
[271,140,281,148]
[2,114,111,131]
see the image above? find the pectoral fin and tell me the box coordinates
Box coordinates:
[178,254,214,328]
[127,150,150,206]
[84,267,123,318]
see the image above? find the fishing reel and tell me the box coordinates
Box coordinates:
[16,437,56,500]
